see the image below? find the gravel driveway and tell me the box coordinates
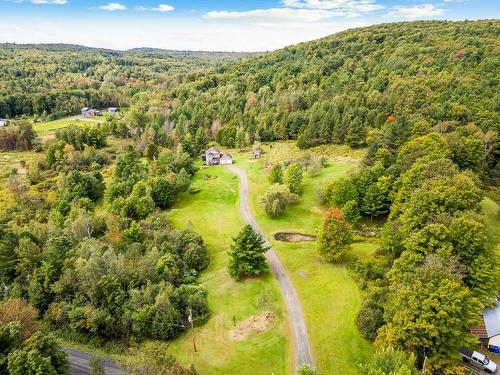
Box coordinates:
[228,165,315,370]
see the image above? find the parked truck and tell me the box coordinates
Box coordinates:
[460,348,498,373]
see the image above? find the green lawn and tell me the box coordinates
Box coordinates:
[228,143,375,375]
[482,197,500,243]
[33,116,105,141]
[167,165,291,375]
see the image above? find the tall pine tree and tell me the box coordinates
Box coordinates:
[228,225,269,280]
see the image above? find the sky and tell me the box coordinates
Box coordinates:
[0,0,498,51]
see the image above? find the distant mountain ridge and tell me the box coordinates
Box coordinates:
[0,43,255,57]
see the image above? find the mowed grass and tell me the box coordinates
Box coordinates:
[228,143,374,375]
[482,197,500,243]
[34,116,105,133]
[167,165,291,375]
[33,116,105,141]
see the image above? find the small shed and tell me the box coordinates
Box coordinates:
[108,107,119,114]
[220,153,233,165]
[251,150,262,159]
[0,118,7,127]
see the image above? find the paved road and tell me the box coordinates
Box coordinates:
[228,165,315,370]
[66,348,124,375]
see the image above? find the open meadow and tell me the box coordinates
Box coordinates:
[228,143,375,374]
[167,165,291,375]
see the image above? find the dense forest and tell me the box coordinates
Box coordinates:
[0,43,247,120]
[160,20,498,181]
[0,19,499,374]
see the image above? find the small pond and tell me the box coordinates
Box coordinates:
[274,232,316,242]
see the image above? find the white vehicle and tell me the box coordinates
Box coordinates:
[460,348,498,373]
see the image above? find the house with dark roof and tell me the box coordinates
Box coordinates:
[471,302,500,350]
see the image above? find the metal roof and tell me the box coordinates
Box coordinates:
[205,147,220,154]
[484,302,500,338]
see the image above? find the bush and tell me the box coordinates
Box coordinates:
[356,292,385,341]
[188,186,201,194]
[359,348,417,375]
[259,184,299,217]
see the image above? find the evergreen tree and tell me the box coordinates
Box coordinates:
[362,184,388,220]
[144,143,159,162]
[228,225,269,280]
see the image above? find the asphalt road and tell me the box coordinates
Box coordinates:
[66,348,124,375]
[228,165,315,370]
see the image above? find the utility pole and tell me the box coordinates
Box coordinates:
[188,309,197,353]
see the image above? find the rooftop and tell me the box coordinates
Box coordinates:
[484,302,500,338]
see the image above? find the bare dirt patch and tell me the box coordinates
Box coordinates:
[274,232,316,242]
[230,312,276,340]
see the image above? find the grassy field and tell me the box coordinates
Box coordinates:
[33,115,105,141]
[167,165,291,375]
[227,143,375,375]
[482,197,500,243]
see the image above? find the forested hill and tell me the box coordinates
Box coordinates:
[0,44,246,120]
[165,20,499,149]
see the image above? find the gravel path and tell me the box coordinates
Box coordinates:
[228,165,315,370]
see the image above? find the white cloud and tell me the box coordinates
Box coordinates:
[152,4,174,12]
[0,17,367,52]
[386,4,444,19]
[282,0,384,12]
[205,8,348,23]
[98,2,126,11]
[31,0,67,4]
[136,3,174,12]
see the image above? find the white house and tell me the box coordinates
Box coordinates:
[81,107,101,116]
[108,107,119,114]
[204,147,222,165]
[203,148,233,165]
[0,118,7,127]
[220,153,233,165]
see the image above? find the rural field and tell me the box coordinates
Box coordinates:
[32,115,106,141]
[231,143,375,374]
[167,164,291,375]
[167,142,375,374]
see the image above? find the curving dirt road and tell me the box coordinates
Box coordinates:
[228,165,315,370]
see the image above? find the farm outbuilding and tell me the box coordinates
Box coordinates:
[471,302,500,351]
[251,150,262,159]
